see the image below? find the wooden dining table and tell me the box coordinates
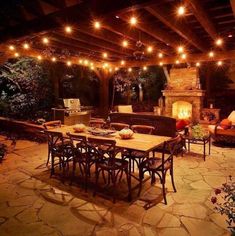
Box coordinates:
[52,125,171,200]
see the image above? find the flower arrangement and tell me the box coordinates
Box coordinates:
[211,176,235,234]
[191,124,208,139]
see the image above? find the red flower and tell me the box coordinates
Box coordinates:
[211,196,217,204]
[214,188,221,195]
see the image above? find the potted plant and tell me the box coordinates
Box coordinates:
[211,176,235,234]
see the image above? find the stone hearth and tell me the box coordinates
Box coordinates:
[162,90,205,122]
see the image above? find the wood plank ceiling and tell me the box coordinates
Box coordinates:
[0,0,235,68]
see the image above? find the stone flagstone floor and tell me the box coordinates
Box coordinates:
[0,135,234,236]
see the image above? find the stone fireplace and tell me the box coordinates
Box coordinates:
[162,67,205,122]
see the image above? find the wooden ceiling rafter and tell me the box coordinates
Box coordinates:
[185,0,219,41]
[230,0,235,17]
[53,30,134,56]
[145,5,207,52]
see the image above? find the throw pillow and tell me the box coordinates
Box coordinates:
[220,118,232,130]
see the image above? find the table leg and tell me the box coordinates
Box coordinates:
[203,140,206,161]
[188,140,190,152]
[209,136,211,155]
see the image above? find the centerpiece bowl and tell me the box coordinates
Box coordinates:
[119,128,134,139]
[73,124,86,133]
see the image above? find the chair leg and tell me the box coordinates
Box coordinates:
[70,161,76,185]
[170,167,177,192]
[125,168,132,201]
[161,172,167,205]
[50,155,55,177]
[138,169,144,197]
[93,167,100,197]
[112,170,117,203]
[46,148,51,166]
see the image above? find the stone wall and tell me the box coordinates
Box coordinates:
[167,67,199,90]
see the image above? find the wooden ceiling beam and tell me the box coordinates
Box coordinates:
[145,5,207,52]
[185,0,218,40]
[53,30,133,56]
[230,0,235,17]
[50,34,126,59]
[102,18,172,55]
[119,13,181,49]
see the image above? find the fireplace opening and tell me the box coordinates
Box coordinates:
[172,101,192,120]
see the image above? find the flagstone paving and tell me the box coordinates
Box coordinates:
[0,135,234,236]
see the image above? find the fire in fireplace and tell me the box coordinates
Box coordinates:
[172,101,192,120]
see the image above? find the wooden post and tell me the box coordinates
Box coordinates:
[94,69,114,117]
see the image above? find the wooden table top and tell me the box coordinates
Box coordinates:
[53,125,171,152]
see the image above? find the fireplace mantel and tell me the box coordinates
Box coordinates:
[162,90,206,97]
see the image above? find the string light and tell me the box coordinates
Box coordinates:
[90,66,94,70]
[51,57,56,62]
[196,62,200,67]
[215,38,223,46]
[175,60,180,64]
[14,52,19,57]
[42,37,49,44]
[65,26,72,33]
[90,62,94,66]
[66,61,72,66]
[128,68,132,72]
[209,51,214,58]
[84,59,89,65]
[23,43,29,49]
[217,61,223,66]
[228,34,233,38]
[147,46,153,53]
[109,68,113,72]
[143,66,147,71]
[130,16,137,25]
[9,45,15,51]
[37,55,42,61]
[115,67,119,71]
[120,60,125,65]
[177,46,184,53]
[159,62,163,66]
[158,53,163,58]
[94,21,101,29]
[103,52,108,58]
[177,6,185,16]
[79,59,83,64]
[181,53,187,59]
[122,40,128,47]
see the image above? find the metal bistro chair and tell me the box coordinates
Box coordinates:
[67,133,96,190]
[89,119,106,129]
[122,125,155,173]
[44,130,72,179]
[43,120,62,165]
[110,122,129,131]
[138,135,182,205]
[88,137,131,203]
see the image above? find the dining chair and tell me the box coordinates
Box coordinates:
[67,133,96,190]
[110,122,129,131]
[44,130,72,179]
[123,125,155,173]
[89,119,106,128]
[87,137,131,203]
[131,125,155,134]
[44,120,62,165]
[138,135,182,204]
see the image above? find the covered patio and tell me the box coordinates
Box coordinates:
[0,0,235,235]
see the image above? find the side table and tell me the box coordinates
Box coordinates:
[183,135,211,161]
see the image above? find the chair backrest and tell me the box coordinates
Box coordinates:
[87,137,116,161]
[162,135,183,164]
[44,130,64,152]
[110,122,129,131]
[117,105,133,113]
[67,133,87,155]
[89,119,106,128]
[44,120,61,130]
[131,125,155,134]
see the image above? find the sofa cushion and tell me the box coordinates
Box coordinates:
[176,119,189,131]
[228,111,235,125]
[220,119,232,130]
[117,105,133,113]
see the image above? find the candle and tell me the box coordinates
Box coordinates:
[210,103,213,109]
